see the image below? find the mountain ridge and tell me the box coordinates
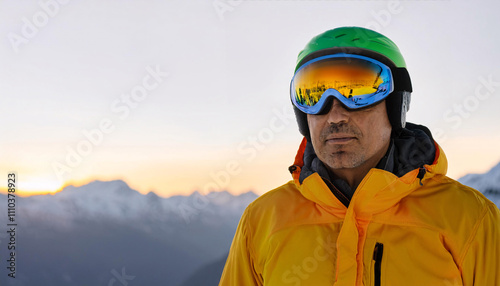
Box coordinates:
[1,179,257,225]
[458,161,500,205]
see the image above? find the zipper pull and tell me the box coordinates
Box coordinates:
[417,167,426,186]
[373,242,384,261]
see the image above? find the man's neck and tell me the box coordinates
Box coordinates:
[329,163,375,191]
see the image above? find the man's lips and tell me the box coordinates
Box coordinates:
[325,135,357,144]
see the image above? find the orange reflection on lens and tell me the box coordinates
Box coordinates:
[293,58,384,107]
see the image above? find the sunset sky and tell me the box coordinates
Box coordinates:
[1,0,500,197]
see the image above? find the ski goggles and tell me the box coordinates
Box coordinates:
[290,53,394,114]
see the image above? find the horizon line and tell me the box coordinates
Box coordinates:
[0,177,257,198]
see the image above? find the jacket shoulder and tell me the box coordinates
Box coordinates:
[402,174,499,253]
[376,174,497,240]
[242,180,337,238]
[244,180,310,225]
[427,174,496,212]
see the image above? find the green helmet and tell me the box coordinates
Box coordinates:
[292,26,412,137]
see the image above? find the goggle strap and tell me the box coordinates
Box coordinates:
[297,47,393,72]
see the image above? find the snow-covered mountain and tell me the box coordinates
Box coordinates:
[0,181,257,286]
[23,180,252,219]
[19,180,256,226]
[458,162,500,206]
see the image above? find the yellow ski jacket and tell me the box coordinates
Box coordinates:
[220,138,500,286]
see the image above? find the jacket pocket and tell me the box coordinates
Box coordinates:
[372,242,384,286]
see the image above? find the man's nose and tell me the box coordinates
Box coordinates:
[325,99,350,124]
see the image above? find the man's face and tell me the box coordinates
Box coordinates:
[307,99,392,171]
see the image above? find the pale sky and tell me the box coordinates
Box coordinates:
[1,0,500,197]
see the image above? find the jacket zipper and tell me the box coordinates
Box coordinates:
[373,242,384,286]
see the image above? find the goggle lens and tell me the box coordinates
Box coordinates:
[291,54,393,114]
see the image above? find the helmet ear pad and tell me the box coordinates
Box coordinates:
[386,91,411,133]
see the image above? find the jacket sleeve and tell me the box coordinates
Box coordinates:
[219,207,263,286]
[460,202,500,285]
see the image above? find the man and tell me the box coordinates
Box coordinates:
[219,27,500,285]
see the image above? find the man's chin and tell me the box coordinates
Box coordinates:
[323,152,364,170]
